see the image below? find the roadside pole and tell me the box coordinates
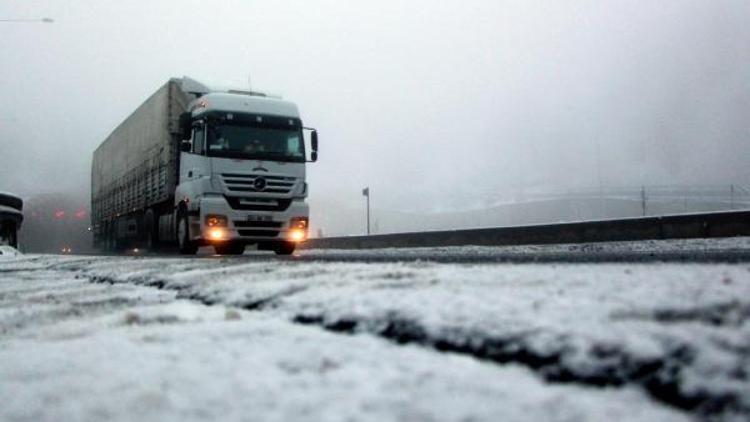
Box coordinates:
[362,187,370,235]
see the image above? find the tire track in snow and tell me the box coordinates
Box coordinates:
[291,311,746,418]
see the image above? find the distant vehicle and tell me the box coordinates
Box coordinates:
[0,192,23,248]
[20,193,92,254]
[91,77,318,255]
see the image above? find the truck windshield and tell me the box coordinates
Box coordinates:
[206,124,305,163]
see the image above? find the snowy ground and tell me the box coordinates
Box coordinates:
[308,236,750,254]
[298,236,750,263]
[2,247,749,421]
[306,236,750,255]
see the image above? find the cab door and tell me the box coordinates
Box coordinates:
[179,121,211,184]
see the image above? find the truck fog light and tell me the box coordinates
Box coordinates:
[288,229,307,242]
[208,228,227,240]
[206,214,228,227]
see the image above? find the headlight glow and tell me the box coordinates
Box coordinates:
[208,228,226,240]
[289,229,307,242]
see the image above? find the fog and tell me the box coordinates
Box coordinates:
[1,1,749,235]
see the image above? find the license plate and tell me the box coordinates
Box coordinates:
[246,214,273,222]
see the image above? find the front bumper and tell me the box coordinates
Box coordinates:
[189,196,309,244]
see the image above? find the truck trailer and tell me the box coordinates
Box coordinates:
[91,77,318,255]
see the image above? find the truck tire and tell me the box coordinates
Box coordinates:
[177,210,198,255]
[143,209,158,252]
[273,241,296,255]
[214,242,245,255]
[111,226,124,253]
[105,226,116,253]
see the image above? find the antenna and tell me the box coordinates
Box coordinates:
[247,73,252,91]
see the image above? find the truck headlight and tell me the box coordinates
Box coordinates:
[288,229,306,242]
[205,214,228,227]
[289,217,308,230]
[288,217,308,242]
[208,228,227,240]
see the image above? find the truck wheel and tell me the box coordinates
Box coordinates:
[214,242,245,255]
[106,227,116,253]
[177,211,198,255]
[143,210,158,252]
[273,241,296,255]
[111,228,124,253]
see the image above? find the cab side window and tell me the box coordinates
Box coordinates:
[192,123,205,155]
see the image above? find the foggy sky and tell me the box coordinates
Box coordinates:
[1,1,749,227]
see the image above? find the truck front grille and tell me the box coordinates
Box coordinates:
[233,221,283,228]
[235,220,282,238]
[222,173,296,194]
[237,230,280,238]
[225,196,292,212]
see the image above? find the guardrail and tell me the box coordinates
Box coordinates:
[302,210,750,249]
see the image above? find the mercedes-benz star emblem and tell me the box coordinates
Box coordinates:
[254,177,267,191]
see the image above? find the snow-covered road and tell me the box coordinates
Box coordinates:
[1,247,749,421]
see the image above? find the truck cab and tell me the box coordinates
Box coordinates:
[170,85,318,255]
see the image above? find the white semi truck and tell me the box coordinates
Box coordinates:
[91,77,318,255]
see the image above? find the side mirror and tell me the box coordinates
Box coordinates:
[180,140,192,152]
[179,112,192,140]
[310,151,318,162]
[311,130,318,151]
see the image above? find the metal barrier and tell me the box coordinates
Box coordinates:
[303,210,750,249]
